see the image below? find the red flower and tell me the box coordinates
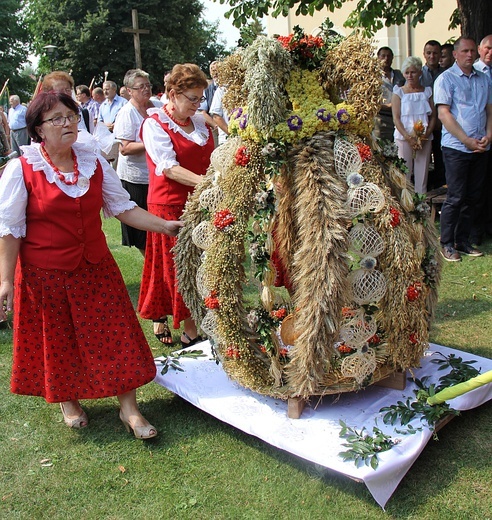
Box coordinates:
[356,142,372,162]
[279,347,289,357]
[235,146,250,166]
[225,346,241,359]
[406,282,422,302]
[213,209,235,230]
[341,306,356,318]
[277,35,294,49]
[338,343,354,354]
[270,308,287,320]
[409,333,418,345]
[389,207,401,227]
[368,334,380,345]
[205,290,220,309]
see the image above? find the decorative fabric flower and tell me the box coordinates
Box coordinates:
[356,142,372,162]
[235,146,250,166]
[213,209,235,231]
[246,310,259,329]
[360,256,377,270]
[287,115,303,131]
[232,107,243,119]
[389,207,401,228]
[336,108,350,124]
[409,332,418,345]
[316,108,331,122]
[346,172,364,188]
[239,114,248,130]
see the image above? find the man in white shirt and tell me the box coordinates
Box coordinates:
[210,86,229,146]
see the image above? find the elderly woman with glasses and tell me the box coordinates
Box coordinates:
[113,69,155,257]
[139,63,214,348]
[0,91,183,439]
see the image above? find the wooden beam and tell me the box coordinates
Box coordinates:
[122,9,149,69]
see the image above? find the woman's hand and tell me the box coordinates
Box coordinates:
[117,206,184,236]
[405,134,418,148]
[163,220,184,237]
[0,280,14,322]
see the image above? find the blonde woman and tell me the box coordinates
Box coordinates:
[392,56,436,194]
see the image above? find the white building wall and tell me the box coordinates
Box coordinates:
[265,0,458,69]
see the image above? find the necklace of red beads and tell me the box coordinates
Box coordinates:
[163,105,191,127]
[40,144,80,186]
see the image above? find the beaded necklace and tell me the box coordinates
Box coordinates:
[40,145,80,186]
[163,105,191,127]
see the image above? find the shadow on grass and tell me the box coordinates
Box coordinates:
[69,390,491,516]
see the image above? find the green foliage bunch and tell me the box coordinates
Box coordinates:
[220,0,492,43]
[0,0,35,98]
[25,0,230,87]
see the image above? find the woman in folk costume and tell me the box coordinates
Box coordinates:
[0,91,183,439]
[139,63,214,347]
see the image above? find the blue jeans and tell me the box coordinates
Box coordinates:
[440,147,488,247]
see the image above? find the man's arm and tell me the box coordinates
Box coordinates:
[212,114,229,135]
[438,104,487,152]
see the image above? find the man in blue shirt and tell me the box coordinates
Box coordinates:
[7,95,29,155]
[97,81,127,167]
[98,81,127,132]
[434,36,492,261]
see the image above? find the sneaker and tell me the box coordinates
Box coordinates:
[441,245,461,262]
[455,244,483,257]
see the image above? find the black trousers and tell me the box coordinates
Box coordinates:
[440,147,488,247]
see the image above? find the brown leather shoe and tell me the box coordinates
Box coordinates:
[441,245,461,262]
[455,244,483,257]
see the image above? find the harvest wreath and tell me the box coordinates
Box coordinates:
[174,29,442,399]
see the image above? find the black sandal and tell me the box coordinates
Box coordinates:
[180,332,203,348]
[153,317,173,345]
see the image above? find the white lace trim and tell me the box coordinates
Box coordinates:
[103,200,137,219]
[147,107,210,145]
[20,142,99,198]
[0,225,25,239]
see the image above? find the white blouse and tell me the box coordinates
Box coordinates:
[0,141,136,238]
[142,107,210,176]
[393,86,434,141]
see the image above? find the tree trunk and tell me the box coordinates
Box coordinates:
[457,0,492,43]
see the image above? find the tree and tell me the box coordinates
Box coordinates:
[238,19,266,47]
[26,0,229,89]
[219,0,492,44]
[0,0,36,100]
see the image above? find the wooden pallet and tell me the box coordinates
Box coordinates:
[287,370,407,419]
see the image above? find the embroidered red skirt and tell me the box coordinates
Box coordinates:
[11,252,156,403]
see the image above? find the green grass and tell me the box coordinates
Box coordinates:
[1,218,491,520]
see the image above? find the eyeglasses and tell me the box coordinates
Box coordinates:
[41,113,81,126]
[129,83,152,91]
[179,92,206,104]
